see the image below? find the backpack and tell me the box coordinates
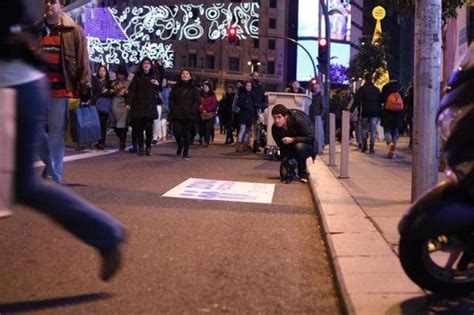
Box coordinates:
[385,92,404,112]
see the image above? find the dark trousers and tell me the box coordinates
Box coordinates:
[13,78,124,250]
[114,127,127,144]
[172,119,193,157]
[284,142,312,178]
[98,112,109,145]
[199,118,213,144]
[130,121,138,149]
[135,117,153,149]
[225,116,234,141]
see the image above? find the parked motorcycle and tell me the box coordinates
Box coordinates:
[398,43,474,296]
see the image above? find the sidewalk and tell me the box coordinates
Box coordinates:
[307,137,427,315]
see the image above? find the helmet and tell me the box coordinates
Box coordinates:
[438,43,474,177]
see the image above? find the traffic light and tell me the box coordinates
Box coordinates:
[227,26,237,43]
[317,38,328,71]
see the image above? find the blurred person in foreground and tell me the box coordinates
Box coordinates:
[0,0,125,281]
[38,0,91,183]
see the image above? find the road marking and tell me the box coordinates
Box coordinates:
[163,178,275,204]
[34,148,119,168]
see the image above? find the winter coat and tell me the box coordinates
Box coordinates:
[169,82,201,121]
[250,79,266,110]
[110,78,130,128]
[380,80,404,130]
[236,90,255,127]
[40,13,91,94]
[352,82,382,118]
[199,93,218,115]
[219,92,235,124]
[309,92,323,122]
[126,71,160,121]
[271,109,315,157]
[91,76,113,113]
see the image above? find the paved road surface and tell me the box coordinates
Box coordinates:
[0,137,342,314]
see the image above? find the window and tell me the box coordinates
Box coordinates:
[188,53,197,68]
[268,39,276,50]
[253,38,260,48]
[269,18,276,29]
[267,61,275,75]
[270,0,277,8]
[206,55,215,69]
[228,57,240,71]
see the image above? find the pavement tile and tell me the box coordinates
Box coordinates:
[324,214,377,234]
[335,256,405,274]
[349,293,426,315]
[342,272,422,294]
[330,232,394,257]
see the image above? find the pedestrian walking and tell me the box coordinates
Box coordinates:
[351,73,382,154]
[38,0,91,183]
[220,85,236,144]
[159,78,172,142]
[0,0,125,281]
[110,64,130,151]
[249,71,267,152]
[235,81,255,152]
[381,78,404,159]
[198,82,218,147]
[91,64,113,150]
[169,69,201,159]
[126,57,160,156]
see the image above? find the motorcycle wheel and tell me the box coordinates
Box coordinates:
[399,236,474,296]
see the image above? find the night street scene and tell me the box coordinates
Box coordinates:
[1,0,473,314]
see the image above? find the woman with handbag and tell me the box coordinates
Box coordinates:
[169,69,201,159]
[110,65,130,151]
[126,57,160,156]
[198,82,218,147]
[91,64,114,150]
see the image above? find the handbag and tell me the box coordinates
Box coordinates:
[200,111,215,120]
[70,104,101,144]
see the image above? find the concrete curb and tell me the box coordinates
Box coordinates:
[307,156,423,315]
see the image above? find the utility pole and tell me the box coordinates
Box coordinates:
[412,0,441,201]
[319,0,331,145]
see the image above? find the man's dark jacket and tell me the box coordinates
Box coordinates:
[250,79,266,111]
[352,82,382,118]
[271,110,315,157]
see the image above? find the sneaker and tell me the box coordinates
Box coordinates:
[176,146,182,156]
[299,177,308,184]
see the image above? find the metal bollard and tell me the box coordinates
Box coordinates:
[314,115,324,153]
[340,110,350,178]
[329,113,336,166]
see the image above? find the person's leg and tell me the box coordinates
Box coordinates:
[128,121,138,153]
[135,118,145,155]
[97,112,108,147]
[173,120,184,155]
[225,116,234,143]
[182,119,193,158]
[153,105,161,143]
[361,117,369,152]
[46,97,69,183]
[204,119,212,146]
[144,118,153,155]
[369,117,378,153]
[384,127,393,145]
[14,79,125,280]
[392,128,399,146]
[160,118,168,141]
[294,143,312,180]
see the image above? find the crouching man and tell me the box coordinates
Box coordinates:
[271,104,316,183]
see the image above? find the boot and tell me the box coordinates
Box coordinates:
[252,140,261,153]
[128,144,137,154]
[145,147,152,156]
[137,146,144,156]
[361,141,368,153]
[369,143,375,154]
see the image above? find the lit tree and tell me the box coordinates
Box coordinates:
[347,34,392,82]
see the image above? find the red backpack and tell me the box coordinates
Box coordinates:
[385,92,404,112]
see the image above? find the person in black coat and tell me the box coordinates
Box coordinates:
[126,57,160,156]
[169,68,201,159]
[351,74,382,153]
[271,104,315,182]
[380,79,404,158]
[219,85,236,144]
[235,81,255,152]
[91,64,113,150]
